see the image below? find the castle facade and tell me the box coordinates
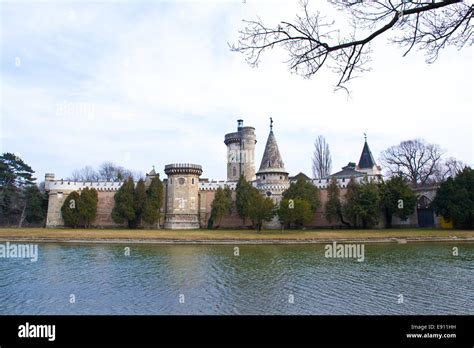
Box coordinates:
[44,120,391,229]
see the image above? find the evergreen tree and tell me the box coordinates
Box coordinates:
[0,153,36,188]
[112,177,136,228]
[79,187,98,228]
[357,178,381,228]
[344,177,381,228]
[432,167,474,229]
[24,185,48,224]
[343,177,361,227]
[132,179,147,228]
[325,177,343,225]
[210,186,233,228]
[236,175,253,225]
[248,189,275,231]
[61,191,81,228]
[380,175,417,228]
[278,198,313,229]
[142,177,164,226]
[282,178,320,213]
[0,153,37,226]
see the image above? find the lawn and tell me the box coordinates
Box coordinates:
[0,227,473,242]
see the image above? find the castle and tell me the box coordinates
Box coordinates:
[44,119,388,229]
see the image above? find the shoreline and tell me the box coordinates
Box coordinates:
[1,237,473,245]
[1,228,473,245]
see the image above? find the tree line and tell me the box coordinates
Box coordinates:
[1,152,472,230]
[211,168,473,230]
[61,176,164,229]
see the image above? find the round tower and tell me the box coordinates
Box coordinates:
[164,163,203,229]
[224,119,257,182]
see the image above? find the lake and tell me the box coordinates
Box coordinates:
[0,242,472,314]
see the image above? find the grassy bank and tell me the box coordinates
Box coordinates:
[0,228,473,244]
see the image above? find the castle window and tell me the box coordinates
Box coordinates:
[266,191,272,197]
[232,167,236,177]
[327,179,329,183]
[342,178,345,182]
[280,176,282,180]
[263,175,266,180]
[192,178,195,185]
[170,178,172,184]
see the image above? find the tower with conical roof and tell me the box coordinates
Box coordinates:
[256,118,290,202]
[356,134,381,177]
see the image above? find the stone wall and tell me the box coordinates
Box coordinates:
[46,190,122,228]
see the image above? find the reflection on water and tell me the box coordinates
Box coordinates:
[0,243,472,314]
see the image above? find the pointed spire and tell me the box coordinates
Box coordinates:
[257,121,287,174]
[358,136,376,169]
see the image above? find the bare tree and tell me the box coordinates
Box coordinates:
[380,139,445,186]
[434,157,467,181]
[312,135,332,178]
[69,162,139,182]
[98,161,117,181]
[230,0,472,91]
[70,166,100,181]
[98,161,136,181]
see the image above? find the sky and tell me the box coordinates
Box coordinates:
[1,0,472,182]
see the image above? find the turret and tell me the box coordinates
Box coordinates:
[44,173,55,191]
[256,118,289,201]
[224,119,257,182]
[145,166,159,187]
[356,134,381,176]
[164,163,203,229]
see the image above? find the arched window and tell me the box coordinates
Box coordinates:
[418,195,431,209]
[232,167,237,177]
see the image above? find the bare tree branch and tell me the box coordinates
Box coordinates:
[230,0,472,91]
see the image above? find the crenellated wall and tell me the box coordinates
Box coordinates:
[44,171,389,229]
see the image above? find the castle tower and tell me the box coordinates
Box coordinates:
[256,118,290,203]
[356,134,381,177]
[145,166,159,187]
[224,119,257,182]
[164,163,203,229]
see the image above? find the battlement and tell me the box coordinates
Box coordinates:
[310,175,379,189]
[45,179,125,192]
[164,163,203,176]
[199,181,237,191]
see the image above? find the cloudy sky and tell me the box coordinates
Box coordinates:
[1,0,472,182]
